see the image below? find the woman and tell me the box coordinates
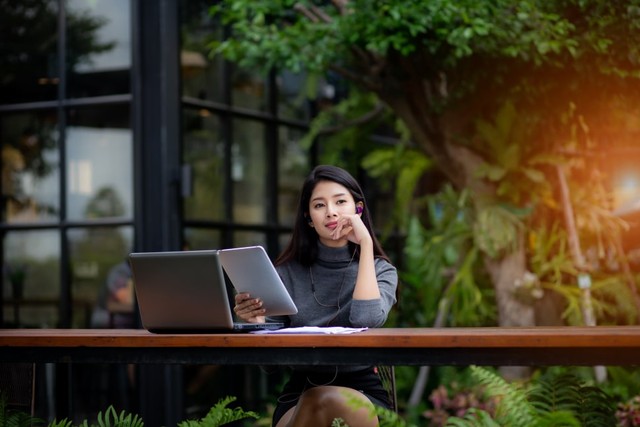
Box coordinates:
[234,165,398,427]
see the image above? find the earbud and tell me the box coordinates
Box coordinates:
[356,206,363,214]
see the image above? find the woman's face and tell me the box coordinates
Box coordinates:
[308,180,356,247]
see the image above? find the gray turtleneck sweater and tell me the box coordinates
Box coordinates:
[272,243,398,329]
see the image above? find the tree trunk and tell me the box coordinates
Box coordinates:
[384,97,539,378]
[377,75,539,382]
[483,238,534,379]
[483,240,534,327]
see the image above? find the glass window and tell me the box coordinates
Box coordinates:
[232,231,266,250]
[232,119,266,224]
[279,232,292,254]
[232,65,266,112]
[181,4,224,103]
[3,230,60,328]
[0,1,59,104]
[66,0,132,98]
[68,226,133,328]
[277,70,309,121]
[183,109,225,221]
[66,105,132,220]
[1,110,60,223]
[278,126,309,226]
[183,227,221,251]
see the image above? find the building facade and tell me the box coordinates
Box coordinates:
[0,0,344,424]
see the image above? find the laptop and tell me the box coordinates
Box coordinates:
[129,247,296,333]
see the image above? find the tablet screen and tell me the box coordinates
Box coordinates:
[218,246,298,316]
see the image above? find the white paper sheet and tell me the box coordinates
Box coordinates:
[251,326,368,334]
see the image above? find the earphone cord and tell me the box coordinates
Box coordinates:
[309,248,357,325]
[306,366,339,387]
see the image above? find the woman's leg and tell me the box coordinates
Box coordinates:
[275,385,379,427]
[274,407,296,427]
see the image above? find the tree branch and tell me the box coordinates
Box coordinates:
[294,3,334,24]
[328,63,381,92]
[293,3,320,23]
[293,1,385,93]
[310,5,332,23]
[331,0,348,15]
[317,102,386,135]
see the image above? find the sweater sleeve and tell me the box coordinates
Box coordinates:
[349,258,397,328]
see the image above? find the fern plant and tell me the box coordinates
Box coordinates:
[48,405,143,427]
[445,408,501,427]
[467,365,538,426]
[444,366,616,427]
[177,396,259,427]
[0,390,44,427]
[528,371,616,427]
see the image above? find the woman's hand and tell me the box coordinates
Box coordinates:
[233,292,266,323]
[330,213,372,246]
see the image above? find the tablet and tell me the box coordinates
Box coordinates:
[218,246,298,316]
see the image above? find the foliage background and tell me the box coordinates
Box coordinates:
[209,0,640,422]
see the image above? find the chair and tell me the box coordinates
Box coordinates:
[0,362,36,416]
[377,365,397,412]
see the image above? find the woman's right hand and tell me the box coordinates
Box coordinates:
[233,292,266,323]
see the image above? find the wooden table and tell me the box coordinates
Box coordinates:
[2,326,640,366]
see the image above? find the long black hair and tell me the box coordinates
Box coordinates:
[275,165,390,267]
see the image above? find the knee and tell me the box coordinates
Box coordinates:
[297,386,375,424]
[298,386,343,413]
[285,386,378,427]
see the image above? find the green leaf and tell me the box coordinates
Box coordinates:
[475,163,506,182]
[177,396,258,427]
[522,167,546,183]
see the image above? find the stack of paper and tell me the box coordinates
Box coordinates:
[251,326,368,334]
